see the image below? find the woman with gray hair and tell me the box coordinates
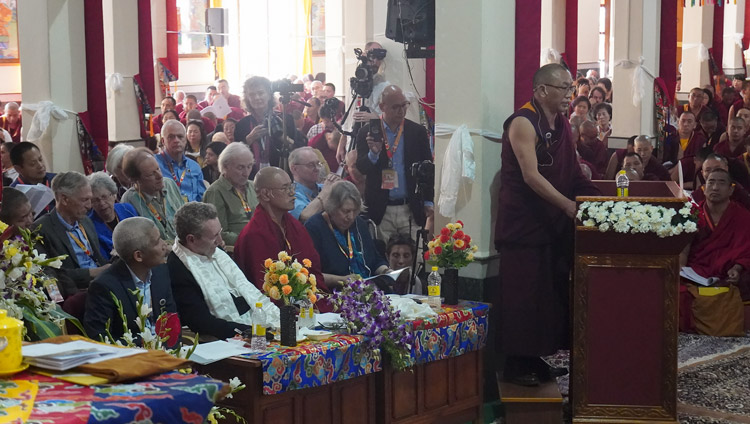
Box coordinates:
[304,180,389,289]
[202,142,258,247]
[87,172,138,260]
[105,143,134,200]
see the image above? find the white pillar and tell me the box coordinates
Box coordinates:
[540,0,566,66]
[103,0,142,142]
[723,0,746,76]
[18,0,86,173]
[433,0,512,282]
[681,4,714,92]
[325,0,367,107]
[151,0,167,106]
[609,0,661,148]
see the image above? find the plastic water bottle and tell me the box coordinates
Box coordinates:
[616,169,629,197]
[250,302,268,351]
[427,266,442,308]
[298,299,314,329]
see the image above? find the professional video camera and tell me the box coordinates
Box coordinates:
[270,79,304,96]
[265,79,305,140]
[350,47,387,98]
[411,160,435,185]
[319,97,341,121]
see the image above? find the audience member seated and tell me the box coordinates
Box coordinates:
[304,97,321,129]
[201,141,226,185]
[681,169,750,337]
[716,87,736,127]
[344,149,366,197]
[593,102,612,145]
[87,172,138,261]
[0,102,21,143]
[35,172,109,298]
[174,90,186,114]
[289,146,340,221]
[588,86,606,113]
[575,77,591,98]
[621,152,646,180]
[212,118,237,144]
[211,132,229,144]
[233,167,325,294]
[10,142,56,188]
[0,187,34,238]
[84,217,177,346]
[185,120,208,167]
[570,96,590,120]
[198,85,218,109]
[203,142,258,247]
[576,120,607,176]
[698,110,723,148]
[155,120,205,202]
[1,142,16,184]
[105,143,134,200]
[305,181,389,289]
[683,87,707,124]
[121,147,185,241]
[168,202,279,340]
[161,109,180,128]
[664,111,706,167]
[306,102,336,140]
[633,135,671,181]
[729,80,750,119]
[714,117,746,158]
[217,79,242,108]
[597,77,612,102]
[152,96,176,135]
[385,234,422,294]
[692,153,750,210]
[234,76,306,176]
[309,129,342,173]
[179,94,199,122]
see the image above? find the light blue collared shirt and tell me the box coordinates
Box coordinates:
[56,213,97,269]
[125,264,154,333]
[291,182,323,219]
[155,153,205,202]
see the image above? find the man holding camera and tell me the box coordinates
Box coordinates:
[356,85,434,242]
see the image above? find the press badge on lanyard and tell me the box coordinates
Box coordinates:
[380,120,403,191]
[381,169,398,190]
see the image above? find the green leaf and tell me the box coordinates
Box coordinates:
[21,305,62,341]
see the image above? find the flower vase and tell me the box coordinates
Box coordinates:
[280,304,298,347]
[442,268,459,305]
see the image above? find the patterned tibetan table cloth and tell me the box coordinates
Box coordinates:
[0,371,225,424]
[408,300,489,365]
[240,334,381,395]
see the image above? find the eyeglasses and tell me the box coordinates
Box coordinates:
[388,102,411,111]
[544,84,576,95]
[296,161,322,170]
[269,182,296,195]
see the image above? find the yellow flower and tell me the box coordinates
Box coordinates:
[279,274,289,285]
[471,245,478,252]
[300,267,309,276]
[467,253,474,261]
[0,220,8,233]
[263,273,271,284]
[269,286,281,300]
[446,223,456,231]
[270,274,280,283]
[427,240,435,249]
[292,261,302,271]
[454,221,463,229]
[262,282,271,292]
[278,251,290,261]
[6,246,18,258]
[264,258,274,268]
[302,258,312,268]
[275,261,286,271]
[282,285,292,296]
[453,239,465,250]
[296,272,308,284]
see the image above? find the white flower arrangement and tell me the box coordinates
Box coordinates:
[576,201,699,238]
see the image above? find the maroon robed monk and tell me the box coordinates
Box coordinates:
[495,63,600,387]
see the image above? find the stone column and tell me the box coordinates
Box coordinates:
[608,0,661,148]
[681,4,714,92]
[18,0,87,173]
[103,0,143,142]
[723,0,746,77]
[540,0,566,66]
[433,0,512,296]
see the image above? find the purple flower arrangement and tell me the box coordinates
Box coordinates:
[331,278,414,370]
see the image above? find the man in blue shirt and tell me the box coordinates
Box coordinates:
[155,120,205,202]
[288,146,340,221]
[35,172,109,298]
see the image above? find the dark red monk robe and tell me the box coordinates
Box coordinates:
[643,157,671,181]
[730,98,750,118]
[713,139,745,158]
[688,201,750,279]
[234,204,327,293]
[692,183,750,211]
[0,116,21,143]
[576,139,608,176]
[717,101,732,127]
[495,99,600,357]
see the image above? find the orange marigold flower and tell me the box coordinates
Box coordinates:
[303,258,312,268]
[264,258,274,268]
[300,267,309,276]
[454,239,466,250]
[308,293,317,303]
[282,285,292,295]
[279,274,289,285]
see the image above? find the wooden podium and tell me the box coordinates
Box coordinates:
[572,181,693,424]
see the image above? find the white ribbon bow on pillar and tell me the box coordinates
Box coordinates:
[22,101,70,142]
[682,43,710,62]
[540,47,561,66]
[105,73,124,99]
[726,33,745,50]
[614,56,655,107]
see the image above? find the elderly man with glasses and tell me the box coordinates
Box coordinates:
[288,146,341,222]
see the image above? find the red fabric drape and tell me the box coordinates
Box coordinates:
[138,0,155,111]
[514,0,542,110]
[744,2,750,52]
[165,0,179,79]
[83,0,109,157]
[423,47,435,121]
[660,0,678,104]
[565,0,578,78]
[712,4,724,72]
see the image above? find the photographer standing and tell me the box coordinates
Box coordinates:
[356,85,434,242]
[234,77,306,177]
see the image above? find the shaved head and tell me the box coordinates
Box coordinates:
[533,63,570,90]
[254,166,289,191]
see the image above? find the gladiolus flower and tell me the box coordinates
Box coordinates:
[434,246,443,255]
[303,258,312,268]
[279,274,289,285]
[264,258,274,268]
[440,227,451,236]
[282,285,292,295]
[454,239,465,249]
[439,234,450,244]
[453,230,464,240]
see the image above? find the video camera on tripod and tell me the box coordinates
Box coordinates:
[319,97,341,121]
[265,79,305,140]
[350,47,387,99]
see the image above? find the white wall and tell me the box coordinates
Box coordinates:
[0,66,21,96]
[578,0,600,68]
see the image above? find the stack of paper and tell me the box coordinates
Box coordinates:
[680,267,720,287]
[186,340,254,365]
[23,340,146,371]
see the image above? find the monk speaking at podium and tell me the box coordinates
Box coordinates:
[495,63,600,387]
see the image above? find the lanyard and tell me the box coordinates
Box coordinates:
[16,175,50,187]
[162,152,188,187]
[138,187,167,228]
[68,225,92,257]
[273,218,292,252]
[324,213,354,260]
[702,203,716,232]
[234,188,252,216]
[381,118,404,162]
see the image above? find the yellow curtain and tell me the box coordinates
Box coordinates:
[302,0,313,75]
[211,0,226,79]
